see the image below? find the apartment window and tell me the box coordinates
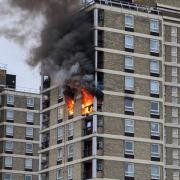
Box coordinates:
[6,125,13,137]
[5,141,13,152]
[67,123,73,138]
[151,122,160,137]
[150,19,159,33]
[172,87,178,96]
[151,101,159,115]
[26,128,33,138]
[97,160,103,171]
[57,169,63,180]
[151,165,160,179]
[171,27,177,43]
[173,170,179,179]
[7,95,14,105]
[151,144,160,158]
[67,144,73,158]
[57,127,63,141]
[125,14,134,28]
[27,97,34,107]
[26,143,33,154]
[4,174,12,180]
[150,39,159,53]
[25,159,32,170]
[125,35,134,49]
[125,56,134,70]
[125,119,134,133]
[97,137,104,150]
[67,165,73,180]
[125,98,134,112]
[172,67,178,76]
[173,149,179,166]
[171,47,177,63]
[26,112,34,123]
[125,76,134,91]
[150,60,159,74]
[5,157,12,168]
[125,141,134,155]
[150,80,159,94]
[6,110,14,121]
[172,107,178,117]
[25,175,32,180]
[57,148,63,161]
[58,107,64,120]
[172,128,178,138]
[125,162,134,177]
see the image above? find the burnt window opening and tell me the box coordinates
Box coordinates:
[97,51,104,69]
[42,75,50,90]
[83,139,92,158]
[98,30,104,47]
[6,74,16,89]
[42,94,50,109]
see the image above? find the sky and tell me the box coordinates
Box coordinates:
[0,37,41,91]
[0,0,42,92]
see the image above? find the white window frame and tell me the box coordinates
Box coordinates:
[150,80,160,94]
[7,95,14,105]
[67,144,73,158]
[6,110,14,121]
[26,143,33,154]
[171,46,177,63]
[26,97,34,107]
[5,141,13,152]
[4,173,12,180]
[171,27,177,43]
[125,162,134,177]
[151,144,160,158]
[26,127,33,138]
[125,98,134,112]
[150,39,159,53]
[25,175,32,180]
[58,107,64,120]
[151,122,160,137]
[57,168,63,180]
[67,165,73,180]
[26,112,34,123]
[67,123,73,137]
[57,127,63,141]
[5,156,12,168]
[150,60,159,74]
[125,119,134,133]
[57,148,63,161]
[151,165,160,179]
[6,125,13,136]
[125,14,134,28]
[125,76,134,91]
[25,159,32,170]
[125,35,134,49]
[150,19,159,33]
[151,101,159,115]
[125,56,134,70]
[125,141,134,155]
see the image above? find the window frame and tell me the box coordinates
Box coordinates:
[26,112,34,123]
[150,39,159,53]
[26,97,34,107]
[151,122,160,137]
[125,119,134,133]
[7,95,14,105]
[151,165,160,179]
[57,148,63,161]
[6,110,14,121]
[150,60,159,74]
[150,19,159,33]
[25,175,32,180]
[67,144,73,158]
[151,144,160,158]
[125,162,134,177]
[4,156,12,168]
[125,56,134,70]
[25,159,32,170]
[67,123,74,138]
[150,101,160,115]
[125,141,134,155]
[125,76,134,91]
[150,80,160,94]
[125,14,134,28]
[26,127,33,138]
[57,168,63,180]
[125,35,134,49]
[4,173,12,180]
[5,141,13,152]
[6,125,13,136]
[57,127,64,141]
[125,98,134,112]
[67,165,73,180]
[26,143,33,154]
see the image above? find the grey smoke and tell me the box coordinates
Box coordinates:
[6,0,94,91]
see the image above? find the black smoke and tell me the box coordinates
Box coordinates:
[8,0,94,90]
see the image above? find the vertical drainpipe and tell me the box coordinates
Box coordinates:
[92,7,98,179]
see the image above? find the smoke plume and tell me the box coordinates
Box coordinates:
[7,0,94,91]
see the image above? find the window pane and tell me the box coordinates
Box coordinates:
[5,141,13,151]
[151,122,160,136]
[57,148,63,161]
[67,144,73,158]
[67,123,73,137]
[6,126,13,136]
[151,101,159,114]
[26,128,33,137]
[7,95,14,105]
[125,119,134,133]
[125,141,134,154]
[25,175,32,180]
[67,165,73,179]
[25,159,32,169]
[150,39,159,53]
[27,98,34,107]
[57,169,63,180]
[125,15,134,28]
[150,80,159,94]
[150,60,159,74]
[57,127,63,140]
[151,165,160,179]
[125,35,134,49]
[5,157,12,167]
[125,77,134,90]
[125,98,133,112]
[27,112,34,123]
[150,19,159,32]
[125,163,134,177]
[26,143,33,153]
[125,56,134,70]
[151,144,160,157]
[4,174,12,180]
[6,110,14,120]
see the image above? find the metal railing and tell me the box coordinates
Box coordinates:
[81,0,160,15]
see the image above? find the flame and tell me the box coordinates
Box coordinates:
[81,88,94,115]
[65,95,75,117]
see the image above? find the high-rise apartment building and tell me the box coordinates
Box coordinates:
[39,0,180,179]
[0,65,40,180]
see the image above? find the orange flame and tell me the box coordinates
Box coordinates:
[65,95,75,117]
[81,88,94,115]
